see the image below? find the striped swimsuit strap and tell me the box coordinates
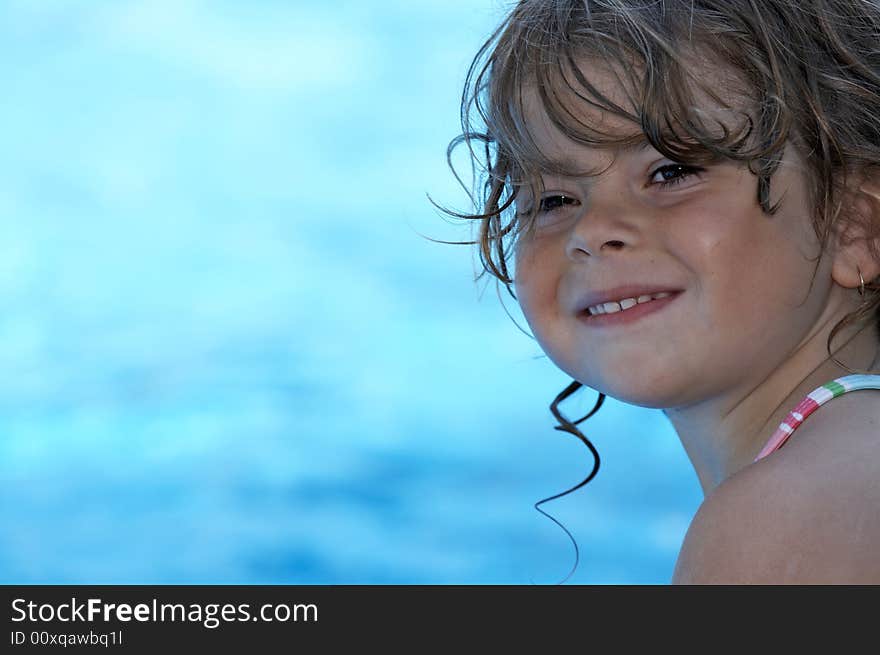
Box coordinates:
[754,374,880,462]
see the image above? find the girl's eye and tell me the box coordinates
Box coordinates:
[538,194,579,213]
[649,163,706,188]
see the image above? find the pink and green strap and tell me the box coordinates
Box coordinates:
[754,374,880,462]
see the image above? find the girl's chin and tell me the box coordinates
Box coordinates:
[577,375,696,409]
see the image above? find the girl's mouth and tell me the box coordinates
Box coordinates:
[584,291,676,316]
[578,291,682,327]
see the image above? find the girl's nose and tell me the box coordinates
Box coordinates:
[564,201,639,259]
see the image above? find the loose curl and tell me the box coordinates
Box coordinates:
[438,0,880,582]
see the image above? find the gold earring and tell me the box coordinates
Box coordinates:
[857,267,866,297]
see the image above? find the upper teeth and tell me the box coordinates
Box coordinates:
[587,291,673,315]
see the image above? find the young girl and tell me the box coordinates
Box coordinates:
[447,0,880,583]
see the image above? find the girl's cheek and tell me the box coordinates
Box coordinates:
[515,229,557,272]
[513,245,545,307]
[512,240,537,290]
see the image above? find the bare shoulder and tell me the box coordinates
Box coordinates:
[672,392,880,584]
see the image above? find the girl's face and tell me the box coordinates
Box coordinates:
[512,71,833,409]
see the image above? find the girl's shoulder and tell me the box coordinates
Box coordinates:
[672,389,880,584]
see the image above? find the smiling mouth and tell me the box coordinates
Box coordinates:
[585,291,675,316]
[579,291,682,326]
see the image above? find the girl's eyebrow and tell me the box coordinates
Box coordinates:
[616,133,652,152]
[542,134,652,172]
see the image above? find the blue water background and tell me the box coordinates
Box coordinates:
[0,0,702,583]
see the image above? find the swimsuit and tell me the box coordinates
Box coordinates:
[753,373,880,462]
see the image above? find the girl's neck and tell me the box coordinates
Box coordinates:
[663,318,880,497]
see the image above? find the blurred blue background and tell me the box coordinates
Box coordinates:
[0,0,702,584]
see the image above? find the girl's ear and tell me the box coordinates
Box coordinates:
[830,170,880,292]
